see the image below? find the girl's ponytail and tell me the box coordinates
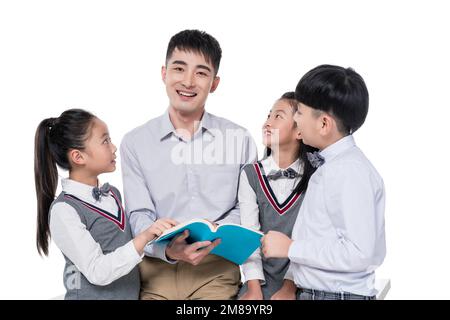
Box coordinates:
[34,118,58,256]
[34,109,95,256]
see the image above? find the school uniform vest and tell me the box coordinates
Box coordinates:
[51,186,140,300]
[243,162,305,299]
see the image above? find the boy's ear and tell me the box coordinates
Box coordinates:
[319,114,336,136]
[68,149,86,166]
[295,128,302,141]
[209,76,220,93]
[161,66,167,83]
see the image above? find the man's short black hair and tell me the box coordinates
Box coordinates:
[295,64,369,134]
[166,29,222,75]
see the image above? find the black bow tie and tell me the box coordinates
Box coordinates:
[267,168,299,180]
[307,151,325,168]
[92,183,111,201]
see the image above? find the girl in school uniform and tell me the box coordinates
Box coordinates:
[34,108,177,300]
[238,92,318,300]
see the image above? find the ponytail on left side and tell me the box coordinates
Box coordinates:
[34,109,95,256]
[34,118,59,256]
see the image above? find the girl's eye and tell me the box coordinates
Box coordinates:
[103,138,111,144]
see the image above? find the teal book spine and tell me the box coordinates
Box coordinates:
[155,220,263,265]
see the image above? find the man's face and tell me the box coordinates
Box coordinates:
[162,48,220,115]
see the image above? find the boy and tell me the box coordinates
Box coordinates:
[121,30,257,300]
[261,65,386,300]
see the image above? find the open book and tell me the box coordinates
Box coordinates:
[153,219,264,265]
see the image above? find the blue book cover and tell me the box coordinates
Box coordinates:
[154,219,264,265]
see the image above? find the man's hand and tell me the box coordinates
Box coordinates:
[261,231,293,258]
[165,230,221,265]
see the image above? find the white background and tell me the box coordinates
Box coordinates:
[1,0,449,299]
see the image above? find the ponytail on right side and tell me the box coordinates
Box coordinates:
[34,109,95,256]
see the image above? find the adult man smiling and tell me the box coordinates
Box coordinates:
[121,30,257,300]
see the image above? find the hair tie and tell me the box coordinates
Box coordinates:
[48,117,58,130]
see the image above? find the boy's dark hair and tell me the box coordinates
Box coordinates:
[34,109,96,256]
[295,64,369,134]
[166,29,222,75]
[265,92,319,195]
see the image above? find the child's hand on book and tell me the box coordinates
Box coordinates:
[261,231,293,258]
[147,218,179,240]
[204,219,218,228]
[166,230,222,265]
[133,218,178,256]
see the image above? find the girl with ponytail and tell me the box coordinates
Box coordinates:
[34,109,177,299]
[238,93,318,300]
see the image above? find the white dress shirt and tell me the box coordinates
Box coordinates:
[288,135,386,296]
[49,179,142,286]
[239,155,303,284]
[120,110,258,262]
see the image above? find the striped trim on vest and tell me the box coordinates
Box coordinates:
[253,162,302,215]
[64,189,126,231]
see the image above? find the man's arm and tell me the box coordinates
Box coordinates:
[216,131,258,225]
[120,135,173,263]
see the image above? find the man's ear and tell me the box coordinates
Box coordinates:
[68,149,86,166]
[209,76,220,93]
[161,65,167,83]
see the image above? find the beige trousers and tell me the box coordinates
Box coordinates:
[139,254,241,300]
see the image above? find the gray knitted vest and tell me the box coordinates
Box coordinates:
[51,186,140,300]
[243,162,305,299]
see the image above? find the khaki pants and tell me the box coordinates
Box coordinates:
[139,254,241,300]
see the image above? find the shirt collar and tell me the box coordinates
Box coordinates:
[159,110,176,140]
[61,178,103,203]
[265,155,303,174]
[158,108,215,141]
[319,135,356,162]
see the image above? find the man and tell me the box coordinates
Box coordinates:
[121,29,257,300]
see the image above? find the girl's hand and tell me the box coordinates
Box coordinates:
[133,218,178,256]
[239,280,264,300]
[146,218,178,241]
[270,280,297,300]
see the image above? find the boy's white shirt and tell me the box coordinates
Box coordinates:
[49,178,143,286]
[239,155,303,285]
[288,135,386,297]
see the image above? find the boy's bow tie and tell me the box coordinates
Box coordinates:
[92,183,111,201]
[307,151,325,168]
